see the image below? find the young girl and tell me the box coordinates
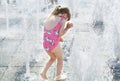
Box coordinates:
[40,5,73,81]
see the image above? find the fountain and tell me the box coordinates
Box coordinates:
[5,0,9,33]
[1,0,120,81]
[69,0,117,81]
[21,0,51,81]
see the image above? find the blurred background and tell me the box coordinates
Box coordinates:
[0,0,120,81]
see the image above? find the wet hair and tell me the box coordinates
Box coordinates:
[51,5,71,21]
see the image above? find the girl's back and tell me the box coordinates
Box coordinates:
[44,15,61,30]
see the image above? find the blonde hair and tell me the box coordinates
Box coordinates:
[50,5,71,21]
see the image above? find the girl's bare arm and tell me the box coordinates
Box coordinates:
[59,21,73,36]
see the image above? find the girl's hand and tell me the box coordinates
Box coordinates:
[59,37,64,42]
[66,22,73,29]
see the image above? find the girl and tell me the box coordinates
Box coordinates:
[40,5,73,81]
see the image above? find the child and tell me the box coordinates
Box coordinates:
[40,5,73,81]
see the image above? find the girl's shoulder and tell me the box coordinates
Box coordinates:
[45,15,64,24]
[43,15,65,29]
[44,15,66,27]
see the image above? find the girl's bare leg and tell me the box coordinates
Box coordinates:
[53,44,67,80]
[40,51,56,80]
[53,44,63,76]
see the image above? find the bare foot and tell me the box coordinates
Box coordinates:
[55,74,67,81]
[40,73,48,80]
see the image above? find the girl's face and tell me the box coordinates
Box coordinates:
[62,13,68,20]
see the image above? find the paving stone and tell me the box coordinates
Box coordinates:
[0,67,8,81]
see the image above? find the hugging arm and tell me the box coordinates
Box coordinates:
[59,21,73,36]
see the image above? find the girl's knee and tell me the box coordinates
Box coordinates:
[57,58,63,62]
[50,57,56,61]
